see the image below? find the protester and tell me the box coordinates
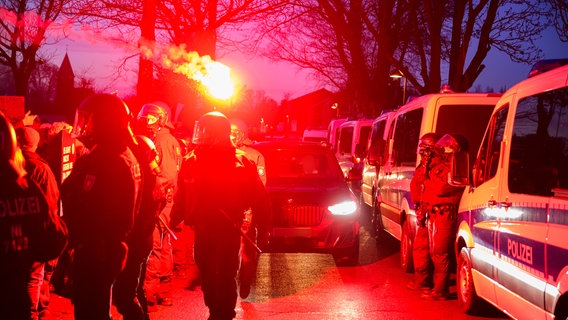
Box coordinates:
[60,94,141,319]
[0,111,68,320]
[15,126,61,320]
[170,111,270,320]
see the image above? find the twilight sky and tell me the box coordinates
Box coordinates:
[49,26,568,102]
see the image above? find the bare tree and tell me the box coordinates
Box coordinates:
[247,0,551,116]
[366,0,548,94]
[548,0,568,42]
[68,0,273,105]
[0,0,70,100]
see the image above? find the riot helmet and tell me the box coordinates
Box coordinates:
[435,133,468,154]
[72,93,134,149]
[230,118,249,147]
[417,132,442,161]
[0,111,26,178]
[137,102,173,136]
[192,111,232,146]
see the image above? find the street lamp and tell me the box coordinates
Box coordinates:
[390,69,407,105]
[331,102,339,118]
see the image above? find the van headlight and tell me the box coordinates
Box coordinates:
[328,201,358,216]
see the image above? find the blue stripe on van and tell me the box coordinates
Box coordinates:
[460,204,568,290]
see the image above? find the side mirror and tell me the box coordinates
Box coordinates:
[448,151,470,187]
[367,146,379,166]
[355,143,366,158]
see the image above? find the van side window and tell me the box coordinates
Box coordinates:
[368,120,387,164]
[392,108,423,166]
[339,127,354,154]
[509,87,568,196]
[474,106,508,186]
[357,126,372,157]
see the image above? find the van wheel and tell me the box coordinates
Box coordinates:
[457,248,482,313]
[400,219,414,273]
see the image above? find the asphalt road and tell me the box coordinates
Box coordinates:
[49,218,508,320]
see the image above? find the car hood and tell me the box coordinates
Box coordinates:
[266,183,355,207]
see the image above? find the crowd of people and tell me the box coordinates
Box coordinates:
[1,90,470,319]
[0,93,270,320]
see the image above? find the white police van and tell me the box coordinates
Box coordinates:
[374,92,500,272]
[452,64,568,319]
[361,111,393,213]
[336,118,373,195]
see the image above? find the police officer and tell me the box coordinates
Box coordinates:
[136,102,182,309]
[230,118,267,298]
[408,132,440,292]
[61,94,141,319]
[0,111,68,320]
[230,119,266,185]
[170,111,270,320]
[113,135,163,320]
[421,133,467,300]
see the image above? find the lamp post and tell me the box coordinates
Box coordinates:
[331,102,339,118]
[390,70,407,105]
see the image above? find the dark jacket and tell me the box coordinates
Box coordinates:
[61,144,141,247]
[21,150,60,210]
[170,144,270,235]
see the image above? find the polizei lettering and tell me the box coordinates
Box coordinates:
[0,196,41,218]
[507,238,533,265]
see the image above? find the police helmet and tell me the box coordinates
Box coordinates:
[230,119,249,147]
[137,102,173,133]
[72,93,134,148]
[417,132,442,160]
[192,111,231,146]
[0,111,26,178]
[435,133,469,154]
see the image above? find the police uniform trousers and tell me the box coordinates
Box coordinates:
[113,235,153,320]
[195,224,241,320]
[71,241,127,320]
[144,202,174,304]
[238,226,258,294]
[412,224,433,289]
[1,259,35,320]
[427,207,457,295]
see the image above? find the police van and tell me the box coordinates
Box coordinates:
[326,118,347,154]
[336,118,373,195]
[452,65,568,319]
[373,91,500,272]
[361,111,393,213]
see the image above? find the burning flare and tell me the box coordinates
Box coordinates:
[143,43,236,101]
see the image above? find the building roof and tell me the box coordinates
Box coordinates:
[58,53,75,79]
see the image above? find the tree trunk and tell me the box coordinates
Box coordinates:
[137,0,157,102]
